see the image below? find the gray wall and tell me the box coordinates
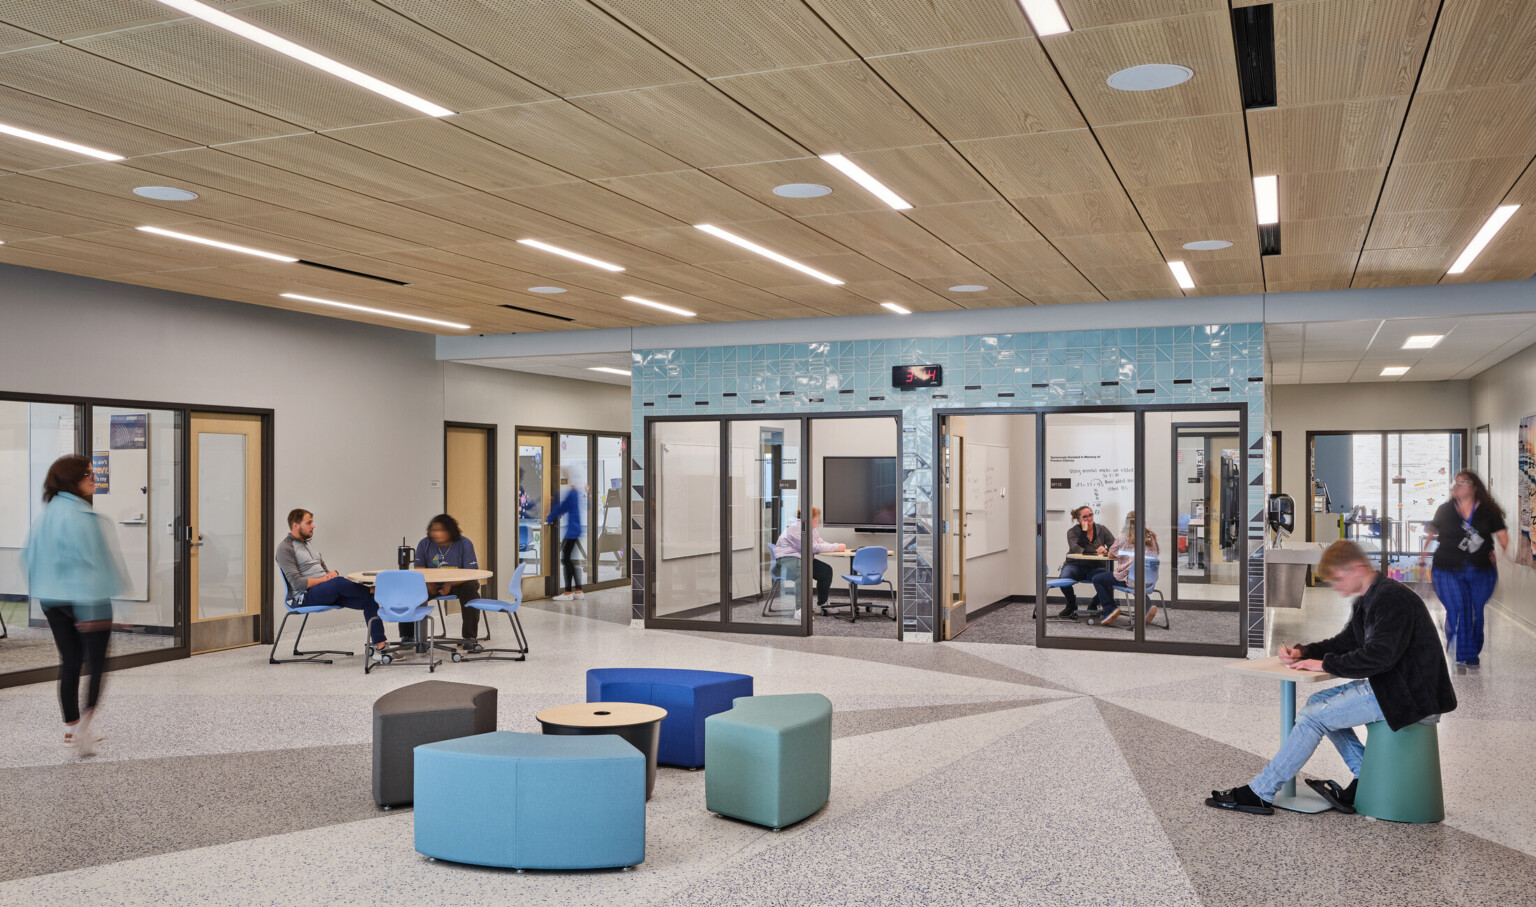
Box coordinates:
[0,264,628,635]
[1471,343,1536,628]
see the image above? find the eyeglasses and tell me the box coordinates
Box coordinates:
[1078,514,1093,520]
[1453,480,1471,487]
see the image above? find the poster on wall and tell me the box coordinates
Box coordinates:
[1519,414,1536,567]
[110,414,147,450]
[92,452,110,494]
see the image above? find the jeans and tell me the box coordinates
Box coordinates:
[404,581,481,642]
[1091,571,1125,611]
[1250,679,1384,801]
[779,556,833,607]
[1433,564,1497,662]
[305,576,385,645]
[1057,561,1108,610]
[42,602,110,724]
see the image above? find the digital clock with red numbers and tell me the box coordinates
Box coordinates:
[892,365,942,389]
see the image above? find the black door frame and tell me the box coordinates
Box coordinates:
[516,425,632,597]
[0,390,273,690]
[935,403,1248,659]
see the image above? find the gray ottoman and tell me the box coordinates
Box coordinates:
[373,680,497,808]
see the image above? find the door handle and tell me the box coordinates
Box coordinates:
[190,532,205,548]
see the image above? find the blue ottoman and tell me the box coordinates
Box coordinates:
[587,668,754,768]
[414,731,645,871]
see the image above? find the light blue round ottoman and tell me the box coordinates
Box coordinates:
[414,731,646,871]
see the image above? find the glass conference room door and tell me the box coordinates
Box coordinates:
[188,413,263,654]
[517,432,553,601]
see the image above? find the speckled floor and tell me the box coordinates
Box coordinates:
[1,586,1532,906]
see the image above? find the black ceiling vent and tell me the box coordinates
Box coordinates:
[499,303,575,322]
[297,260,410,286]
[1231,5,1277,109]
[1259,223,1281,256]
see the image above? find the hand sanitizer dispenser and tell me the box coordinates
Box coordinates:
[1267,493,1294,544]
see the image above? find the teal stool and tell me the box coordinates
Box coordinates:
[705,693,832,830]
[1353,720,1444,824]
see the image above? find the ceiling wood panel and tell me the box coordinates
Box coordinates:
[1247,99,1408,175]
[1393,84,1536,164]
[802,0,1033,55]
[1057,0,1226,30]
[1010,190,1147,237]
[22,162,293,223]
[1043,11,1241,127]
[592,0,854,77]
[1095,115,1248,189]
[712,61,942,153]
[326,119,578,192]
[0,83,194,164]
[394,192,594,240]
[124,148,382,212]
[1274,0,1436,106]
[867,40,1084,141]
[451,102,690,181]
[956,130,1122,198]
[493,181,683,234]
[570,81,808,168]
[1417,0,1536,91]
[0,200,122,240]
[0,0,232,39]
[0,19,57,52]
[905,202,1048,246]
[594,170,781,224]
[216,134,471,201]
[951,239,1073,274]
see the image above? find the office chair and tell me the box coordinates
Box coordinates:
[1102,556,1170,630]
[367,570,445,674]
[761,545,794,616]
[840,546,895,622]
[457,563,530,662]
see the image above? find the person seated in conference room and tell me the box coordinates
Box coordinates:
[1206,540,1457,816]
[1056,505,1115,619]
[1093,512,1159,627]
[772,507,846,612]
[407,513,481,648]
[275,509,387,656]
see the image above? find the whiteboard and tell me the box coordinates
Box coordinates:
[1045,420,1135,569]
[658,442,720,560]
[963,443,1010,557]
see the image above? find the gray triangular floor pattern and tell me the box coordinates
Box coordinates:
[833,698,1059,740]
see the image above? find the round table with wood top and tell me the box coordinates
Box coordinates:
[345,569,494,650]
[536,702,668,799]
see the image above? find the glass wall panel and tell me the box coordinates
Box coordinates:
[195,430,247,620]
[595,435,628,584]
[729,419,802,627]
[557,432,592,585]
[1149,410,1245,645]
[651,421,721,621]
[0,401,82,675]
[92,407,183,654]
[517,436,551,599]
[1042,411,1136,641]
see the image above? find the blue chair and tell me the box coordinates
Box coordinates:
[840,546,895,622]
[761,545,793,617]
[269,568,354,665]
[368,570,444,673]
[456,563,529,662]
[1105,556,1170,630]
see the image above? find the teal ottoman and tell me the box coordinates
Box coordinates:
[414,731,646,870]
[705,693,832,830]
[1354,719,1445,824]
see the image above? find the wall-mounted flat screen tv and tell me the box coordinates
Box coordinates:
[823,456,899,528]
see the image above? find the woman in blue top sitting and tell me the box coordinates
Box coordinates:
[410,514,480,647]
[23,454,127,756]
[546,470,585,601]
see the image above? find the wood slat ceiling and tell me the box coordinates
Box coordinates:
[0,0,1531,334]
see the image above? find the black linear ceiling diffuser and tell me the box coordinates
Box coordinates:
[1231,5,1277,110]
[500,303,575,322]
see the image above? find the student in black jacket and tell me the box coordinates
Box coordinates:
[1207,540,1457,815]
[1056,505,1116,618]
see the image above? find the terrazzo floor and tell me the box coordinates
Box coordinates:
[2,585,1533,906]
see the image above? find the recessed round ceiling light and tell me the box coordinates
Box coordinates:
[773,183,833,198]
[133,186,199,201]
[1107,64,1194,92]
[1182,240,1234,251]
[948,285,988,292]
[527,286,566,294]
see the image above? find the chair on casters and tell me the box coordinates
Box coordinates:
[368,570,447,674]
[1104,556,1169,630]
[840,546,895,623]
[269,570,355,665]
[761,545,793,617]
[456,563,530,663]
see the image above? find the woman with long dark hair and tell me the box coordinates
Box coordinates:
[1427,470,1509,666]
[22,454,125,756]
[412,513,481,648]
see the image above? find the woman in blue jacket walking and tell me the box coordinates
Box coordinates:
[23,455,126,756]
[546,469,585,601]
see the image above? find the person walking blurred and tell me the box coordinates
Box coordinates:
[23,455,126,757]
[1428,470,1508,667]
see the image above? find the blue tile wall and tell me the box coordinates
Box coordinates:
[630,323,1267,649]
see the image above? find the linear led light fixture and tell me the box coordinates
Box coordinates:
[150,0,453,117]
[1380,366,1410,377]
[589,367,631,376]
[281,293,469,329]
[1447,205,1520,274]
[0,122,124,161]
[1254,175,1279,225]
[820,154,912,210]
[1402,334,1444,350]
[1167,261,1195,290]
[137,225,297,262]
[693,224,844,285]
[881,302,911,314]
[1019,0,1071,36]
[622,295,695,317]
[517,239,624,272]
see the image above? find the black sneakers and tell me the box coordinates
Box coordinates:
[1205,784,1274,815]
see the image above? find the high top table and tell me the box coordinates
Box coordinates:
[1224,655,1337,813]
